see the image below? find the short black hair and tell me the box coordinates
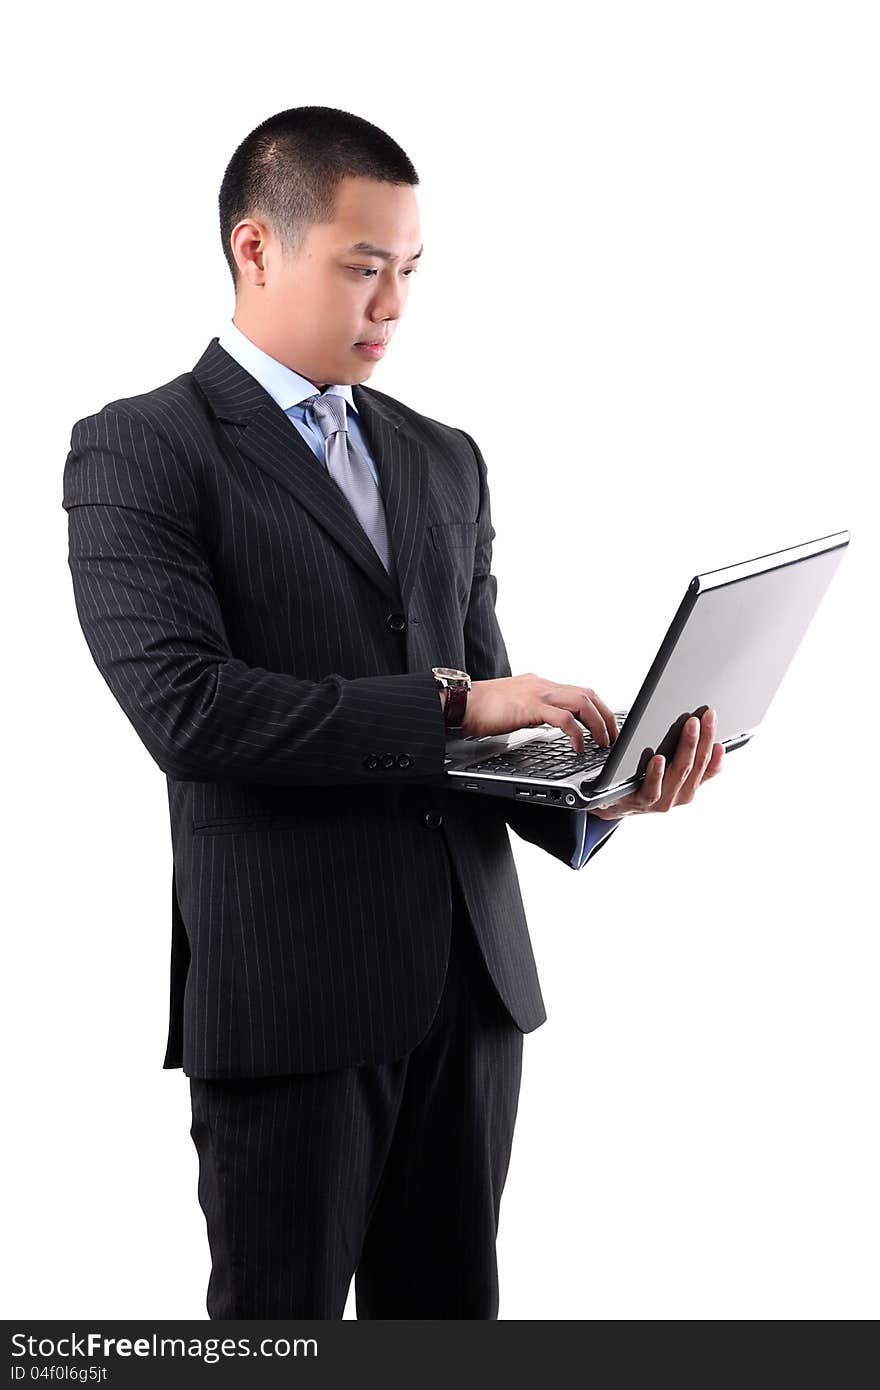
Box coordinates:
[218,105,419,290]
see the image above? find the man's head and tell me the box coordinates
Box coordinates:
[219,106,422,390]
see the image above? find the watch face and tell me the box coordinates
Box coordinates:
[434,666,468,681]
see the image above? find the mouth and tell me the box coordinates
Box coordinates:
[353,340,387,357]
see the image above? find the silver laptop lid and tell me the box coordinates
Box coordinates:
[589,530,850,795]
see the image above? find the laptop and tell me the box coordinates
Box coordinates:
[442,530,850,813]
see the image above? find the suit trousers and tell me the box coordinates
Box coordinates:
[187,857,525,1319]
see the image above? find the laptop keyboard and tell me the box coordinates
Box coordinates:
[462,712,629,781]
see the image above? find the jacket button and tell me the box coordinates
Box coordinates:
[363,752,379,769]
[380,752,396,769]
[396,753,412,768]
[386,612,407,632]
[422,810,444,828]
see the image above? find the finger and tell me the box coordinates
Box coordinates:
[632,753,666,811]
[698,741,725,782]
[576,691,614,746]
[538,704,585,752]
[657,717,700,809]
[594,758,659,816]
[676,710,717,803]
[541,689,609,747]
[583,688,619,743]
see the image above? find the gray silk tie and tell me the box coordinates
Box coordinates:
[304,392,397,580]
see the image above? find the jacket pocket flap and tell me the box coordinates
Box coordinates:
[429,521,478,549]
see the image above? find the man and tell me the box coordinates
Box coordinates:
[62,105,723,1319]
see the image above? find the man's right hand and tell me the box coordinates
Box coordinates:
[461,674,619,752]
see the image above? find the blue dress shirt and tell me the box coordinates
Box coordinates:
[217,318,622,868]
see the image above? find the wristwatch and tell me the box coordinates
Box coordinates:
[432,666,471,732]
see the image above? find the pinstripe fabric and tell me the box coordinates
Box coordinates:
[62,336,616,1080]
[216,319,621,870]
[189,870,523,1318]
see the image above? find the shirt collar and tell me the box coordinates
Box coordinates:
[217,318,357,414]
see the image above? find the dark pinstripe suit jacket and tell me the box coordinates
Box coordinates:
[62,337,614,1079]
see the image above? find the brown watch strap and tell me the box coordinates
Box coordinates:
[443,683,468,731]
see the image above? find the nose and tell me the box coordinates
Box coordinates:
[370,279,405,323]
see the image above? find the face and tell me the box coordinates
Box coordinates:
[229,175,422,389]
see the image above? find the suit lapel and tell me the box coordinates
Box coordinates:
[192,337,431,614]
[351,381,431,618]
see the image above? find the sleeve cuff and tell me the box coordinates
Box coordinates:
[570,810,622,868]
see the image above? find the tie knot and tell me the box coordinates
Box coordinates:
[305,392,348,439]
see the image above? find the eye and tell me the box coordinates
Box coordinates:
[349,266,418,278]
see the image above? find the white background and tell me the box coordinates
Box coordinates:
[4,0,876,1320]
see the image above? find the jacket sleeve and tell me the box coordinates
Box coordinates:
[570,808,622,868]
[62,408,447,785]
[457,426,621,869]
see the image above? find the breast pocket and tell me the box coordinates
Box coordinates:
[426,521,478,615]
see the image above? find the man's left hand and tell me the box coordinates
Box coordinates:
[590,708,724,819]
